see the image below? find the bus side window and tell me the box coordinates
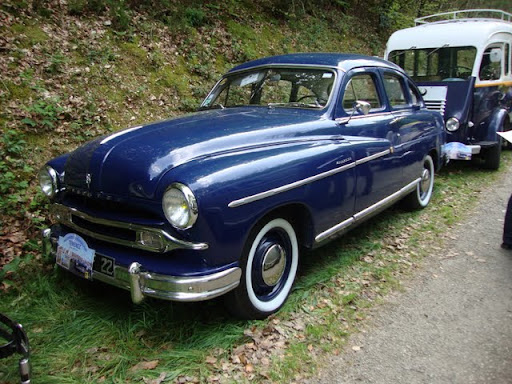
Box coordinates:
[505,43,510,76]
[479,46,502,81]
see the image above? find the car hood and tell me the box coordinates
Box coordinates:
[64,108,333,199]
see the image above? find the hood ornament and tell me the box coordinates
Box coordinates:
[85,173,92,189]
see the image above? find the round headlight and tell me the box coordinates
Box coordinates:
[38,166,58,198]
[162,183,198,229]
[446,117,460,132]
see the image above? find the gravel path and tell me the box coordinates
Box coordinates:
[308,164,512,384]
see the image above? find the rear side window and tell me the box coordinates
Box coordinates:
[383,73,407,108]
[342,73,382,112]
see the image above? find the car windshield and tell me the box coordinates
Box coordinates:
[200,67,336,110]
[388,46,477,81]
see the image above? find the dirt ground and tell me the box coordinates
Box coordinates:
[307,163,512,384]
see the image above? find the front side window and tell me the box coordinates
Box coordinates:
[389,46,477,81]
[342,73,382,113]
[408,81,421,106]
[479,46,503,81]
[383,73,407,108]
[201,68,335,110]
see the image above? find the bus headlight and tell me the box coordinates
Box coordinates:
[446,117,460,132]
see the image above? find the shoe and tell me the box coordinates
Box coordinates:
[501,243,512,250]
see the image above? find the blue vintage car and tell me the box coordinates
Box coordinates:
[40,53,444,319]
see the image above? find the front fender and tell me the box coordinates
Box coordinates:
[485,108,510,142]
[157,137,364,266]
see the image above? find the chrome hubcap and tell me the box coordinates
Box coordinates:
[261,244,286,286]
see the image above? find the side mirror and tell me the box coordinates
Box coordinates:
[354,100,371,115]
[419,87,428,96]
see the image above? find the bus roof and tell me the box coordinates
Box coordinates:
[386,19,512,52]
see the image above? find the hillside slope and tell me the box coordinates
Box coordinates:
[0,0,394,275]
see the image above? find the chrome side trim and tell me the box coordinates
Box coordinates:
[314,217,355,243]
[315,178,420,243]
[355,149,391,166]
[228,148,392,208]
[50,204,208,253]
[228,162,356,208]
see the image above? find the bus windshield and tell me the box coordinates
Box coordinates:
[388,46,477,82]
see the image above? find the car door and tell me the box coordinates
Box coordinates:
[381,70,432,183]
[335,68,403,213]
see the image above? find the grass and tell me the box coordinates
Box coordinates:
[1,152,511,383]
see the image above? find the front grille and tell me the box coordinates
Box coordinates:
[50,203,208,253]
[62,191,161,223]
[424,99,446,116]
[71,215,136,242]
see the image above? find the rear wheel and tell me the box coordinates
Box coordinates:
[225,217,299,319]
[402,154,434,210]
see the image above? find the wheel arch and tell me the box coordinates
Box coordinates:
[428,147,441,172]
[486,108,510,142]
[246,203,315,252]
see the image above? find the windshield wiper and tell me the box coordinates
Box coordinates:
[198,103,225,111]
[427,44,449,57]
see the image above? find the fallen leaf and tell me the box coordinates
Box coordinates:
[129,360,159,372]
[143,372,166,384]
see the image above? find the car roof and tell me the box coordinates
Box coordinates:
[386,19,512,51]
[228,53,403,73]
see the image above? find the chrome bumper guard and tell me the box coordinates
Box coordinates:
[42,229,241,304]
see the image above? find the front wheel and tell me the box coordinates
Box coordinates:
[402,154,434,210]
[225,217,299,320]
[482,140,501,170]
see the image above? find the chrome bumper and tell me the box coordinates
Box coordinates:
[42,229,241,303]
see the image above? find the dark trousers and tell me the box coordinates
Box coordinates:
[504,194,512,246]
